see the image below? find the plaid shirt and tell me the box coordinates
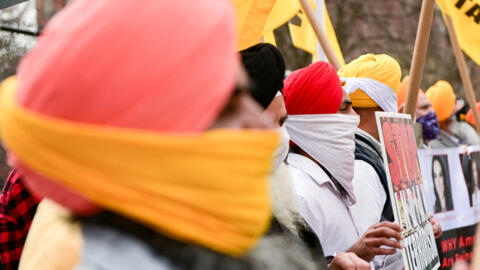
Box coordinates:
[0,170,40,270]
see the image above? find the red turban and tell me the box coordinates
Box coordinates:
[283,61,343,115]
[17,0,237,133]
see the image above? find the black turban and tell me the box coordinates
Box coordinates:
[240,43,286,108]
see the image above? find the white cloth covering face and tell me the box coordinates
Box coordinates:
[285,113,360,205]
[272,125,290,171]
[340,77,397,113]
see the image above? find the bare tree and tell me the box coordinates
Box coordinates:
[0,1,36,81]
[0,1,37,182]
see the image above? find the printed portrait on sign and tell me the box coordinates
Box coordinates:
[467,152,480,206]
[431,155,454,213]
[458,152,480,207]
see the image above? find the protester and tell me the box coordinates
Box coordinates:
[338,54,436,269]
[338,53,401,227]
[465,103,480,131]
[283,60,404,264]
[427,80,480,148]
[0,1,329,269]
[397,76,440,146]
[240,43,286,111]
[241,43,370,270]
[0,168,40,270]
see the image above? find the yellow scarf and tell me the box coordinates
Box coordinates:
[0,78,278,256]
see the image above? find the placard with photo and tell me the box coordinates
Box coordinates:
[376,112,440,270]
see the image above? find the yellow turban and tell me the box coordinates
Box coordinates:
[426,80,456,122]
[338,54,401,109]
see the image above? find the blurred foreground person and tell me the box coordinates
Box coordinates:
[427,81,480,148]
[0,0,335,269]
[283,61,403,264]
[0,168,40,270]
[241,44,370,270]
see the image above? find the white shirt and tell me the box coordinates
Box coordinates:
[287,153,361,256]
[350,160,387,233]
[353,131,403,270]
[473,190,480,206]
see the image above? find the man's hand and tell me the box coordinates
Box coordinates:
[452,261,470,270]
[430,214,442,239]
[328,252,371,270]
[347,221,403,262]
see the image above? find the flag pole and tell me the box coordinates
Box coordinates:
[297,0,341,70]
[404,0,436,119]
[444,15,480,134]
[1,25,39,36]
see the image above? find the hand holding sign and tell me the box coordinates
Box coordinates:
[430,214,443,239]
[328,252,371,270]
[347,221,403,262]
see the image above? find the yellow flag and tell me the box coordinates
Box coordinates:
[263,0,300,33]
[263,0,345,66]
[262,0,300,46]
[436,0,480,65]
[234,0,277,50]
[290,0,345,65]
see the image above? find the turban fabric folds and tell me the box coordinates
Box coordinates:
[17,0,238,133]
[397,76,424,110]
[283,61,343,115]
[241,43,286,108]
[0,0,281,257]
[466,103,480,127]
[338,54,401,112]
[426,80,456,122]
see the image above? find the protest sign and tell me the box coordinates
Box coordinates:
[418,146,480,269]
[376,112,440,270]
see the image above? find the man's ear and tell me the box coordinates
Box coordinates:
[398,103,405,114]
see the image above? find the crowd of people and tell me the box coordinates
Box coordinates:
[0,0,479,269]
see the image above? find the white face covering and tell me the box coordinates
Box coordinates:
[272,125,290,170]
[285,113,360,205]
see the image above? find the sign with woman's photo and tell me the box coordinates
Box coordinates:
[376,112,440,270]
[418,147,480,269]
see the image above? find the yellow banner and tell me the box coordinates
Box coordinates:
[234,0,277,50]
[235,0,345,66]
[263,0,300,33]
[263,0,345,66]
[437,0,480,65]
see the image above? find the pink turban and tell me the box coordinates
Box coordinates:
[12,0,238,214]
[17,0,237,133]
